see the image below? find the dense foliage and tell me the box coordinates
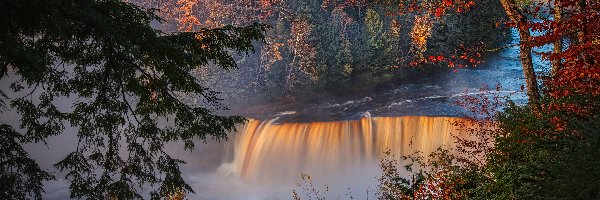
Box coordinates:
[295,0,599,198]
[0,0,265,199]
[374,0,600,198]
[3,0,596,199]
[130,0,509,100]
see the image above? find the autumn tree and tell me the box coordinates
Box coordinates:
[455,0,599,197]
[0,0,265,199]
[550,0,563,76]
[499,0,540,102]
[128,0,508,97]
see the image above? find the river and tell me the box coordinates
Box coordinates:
[172,29,548,199]
[29,29,550,199]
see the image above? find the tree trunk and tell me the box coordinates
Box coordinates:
[519,29,540,102]
[499,0,540,103]
[576,0,594,66]
[551,0,563,76]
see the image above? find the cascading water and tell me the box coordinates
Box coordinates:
[209,116,473,199]
[29,115,476,199]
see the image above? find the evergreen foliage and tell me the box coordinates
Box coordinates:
[0,0,265,199]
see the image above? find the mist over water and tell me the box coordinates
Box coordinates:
[23,29,546,199]
[180,29,541,199]
[178,116,473,199]
[33,116,472,199]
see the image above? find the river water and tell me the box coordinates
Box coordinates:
[229,29,550,123]
[172,29,549,199]
[29,29,550,199]
[189,116,473,199]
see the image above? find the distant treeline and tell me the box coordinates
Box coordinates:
[133,0,510,100]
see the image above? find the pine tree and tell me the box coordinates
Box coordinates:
[0,0,265,199]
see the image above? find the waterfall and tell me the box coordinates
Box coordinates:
[220,116,472,186]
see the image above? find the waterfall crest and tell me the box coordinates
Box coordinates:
[222,116,471,185]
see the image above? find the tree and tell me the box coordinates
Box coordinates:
[446,0,600,197]
[332,0,597,198]
[499,0,540,103]
[0,0,265,199]
[0,125,53,199]
[550,0,563,76]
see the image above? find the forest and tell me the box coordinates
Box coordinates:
[129,0,508,101]
[0,0,598,199]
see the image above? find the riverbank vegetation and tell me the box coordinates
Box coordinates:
[293,0,600,198]
[130,0,510,102]
[1,0,598,199]
[379,0,600,198]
